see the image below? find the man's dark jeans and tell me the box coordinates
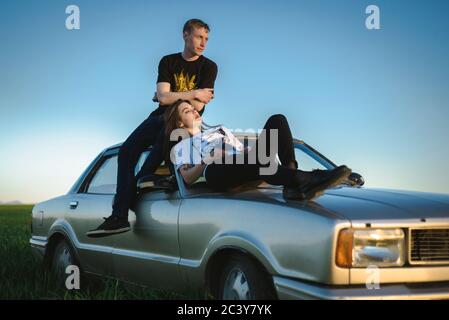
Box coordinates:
[112,114,165,218]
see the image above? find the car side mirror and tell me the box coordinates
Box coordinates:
[348,172,365,187]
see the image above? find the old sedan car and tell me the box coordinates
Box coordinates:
[30,134,449,299]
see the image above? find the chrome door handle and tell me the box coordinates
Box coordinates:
[69,201,78,209]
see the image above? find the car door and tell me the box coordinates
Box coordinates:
[111,161,183,290]
[65,150,119,276]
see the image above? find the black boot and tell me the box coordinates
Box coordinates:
[283,165,352,201]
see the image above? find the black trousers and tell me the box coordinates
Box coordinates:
[112,114,165,218]
[205,114,300,189]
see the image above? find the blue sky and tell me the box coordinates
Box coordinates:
[0,0,448,203]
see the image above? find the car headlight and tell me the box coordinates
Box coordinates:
[336,228,405,268]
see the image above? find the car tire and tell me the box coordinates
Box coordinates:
[51,238,81,286]
[217,254,277,300]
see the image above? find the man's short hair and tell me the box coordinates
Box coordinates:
[183,19,210,34]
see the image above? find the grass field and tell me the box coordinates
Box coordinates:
[0,205,198,299]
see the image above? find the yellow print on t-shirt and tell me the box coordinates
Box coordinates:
[174,70,197,92]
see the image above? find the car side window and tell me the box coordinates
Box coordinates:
[86,155,118,194]
[85,148,171,195]
[135,150,171,177]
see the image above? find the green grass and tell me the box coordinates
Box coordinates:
[0,205,201,299]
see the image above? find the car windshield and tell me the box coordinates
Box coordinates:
[184,141,337,192]
[294,143,335,171]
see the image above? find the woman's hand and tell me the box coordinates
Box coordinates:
[179,163,206,185]
[203,147,224,164]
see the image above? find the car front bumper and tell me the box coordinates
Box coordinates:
[273,276,449,300]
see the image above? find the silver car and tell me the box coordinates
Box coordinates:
[30,134,449,299]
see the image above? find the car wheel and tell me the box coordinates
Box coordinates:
[51,239,79,282]
[218,254,276,300]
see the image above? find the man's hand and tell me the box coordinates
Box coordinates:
[189,99,206,113]
[156,83,214,106]
[194,88,214,104]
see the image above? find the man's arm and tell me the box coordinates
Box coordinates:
[156,83,214,109]
[189,98,206,113]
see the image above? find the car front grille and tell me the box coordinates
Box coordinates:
[409,228,449,265]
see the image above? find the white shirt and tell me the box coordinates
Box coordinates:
[172,126,244,177]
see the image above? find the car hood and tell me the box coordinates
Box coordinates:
[315,187,449,221]
[200,186,449,222]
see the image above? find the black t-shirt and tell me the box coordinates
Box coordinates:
[151,52,218,116]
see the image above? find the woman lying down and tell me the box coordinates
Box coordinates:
[163,99,352,200]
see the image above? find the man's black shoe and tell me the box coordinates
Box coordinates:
[86,216,130,238]
[284,165,352,201]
